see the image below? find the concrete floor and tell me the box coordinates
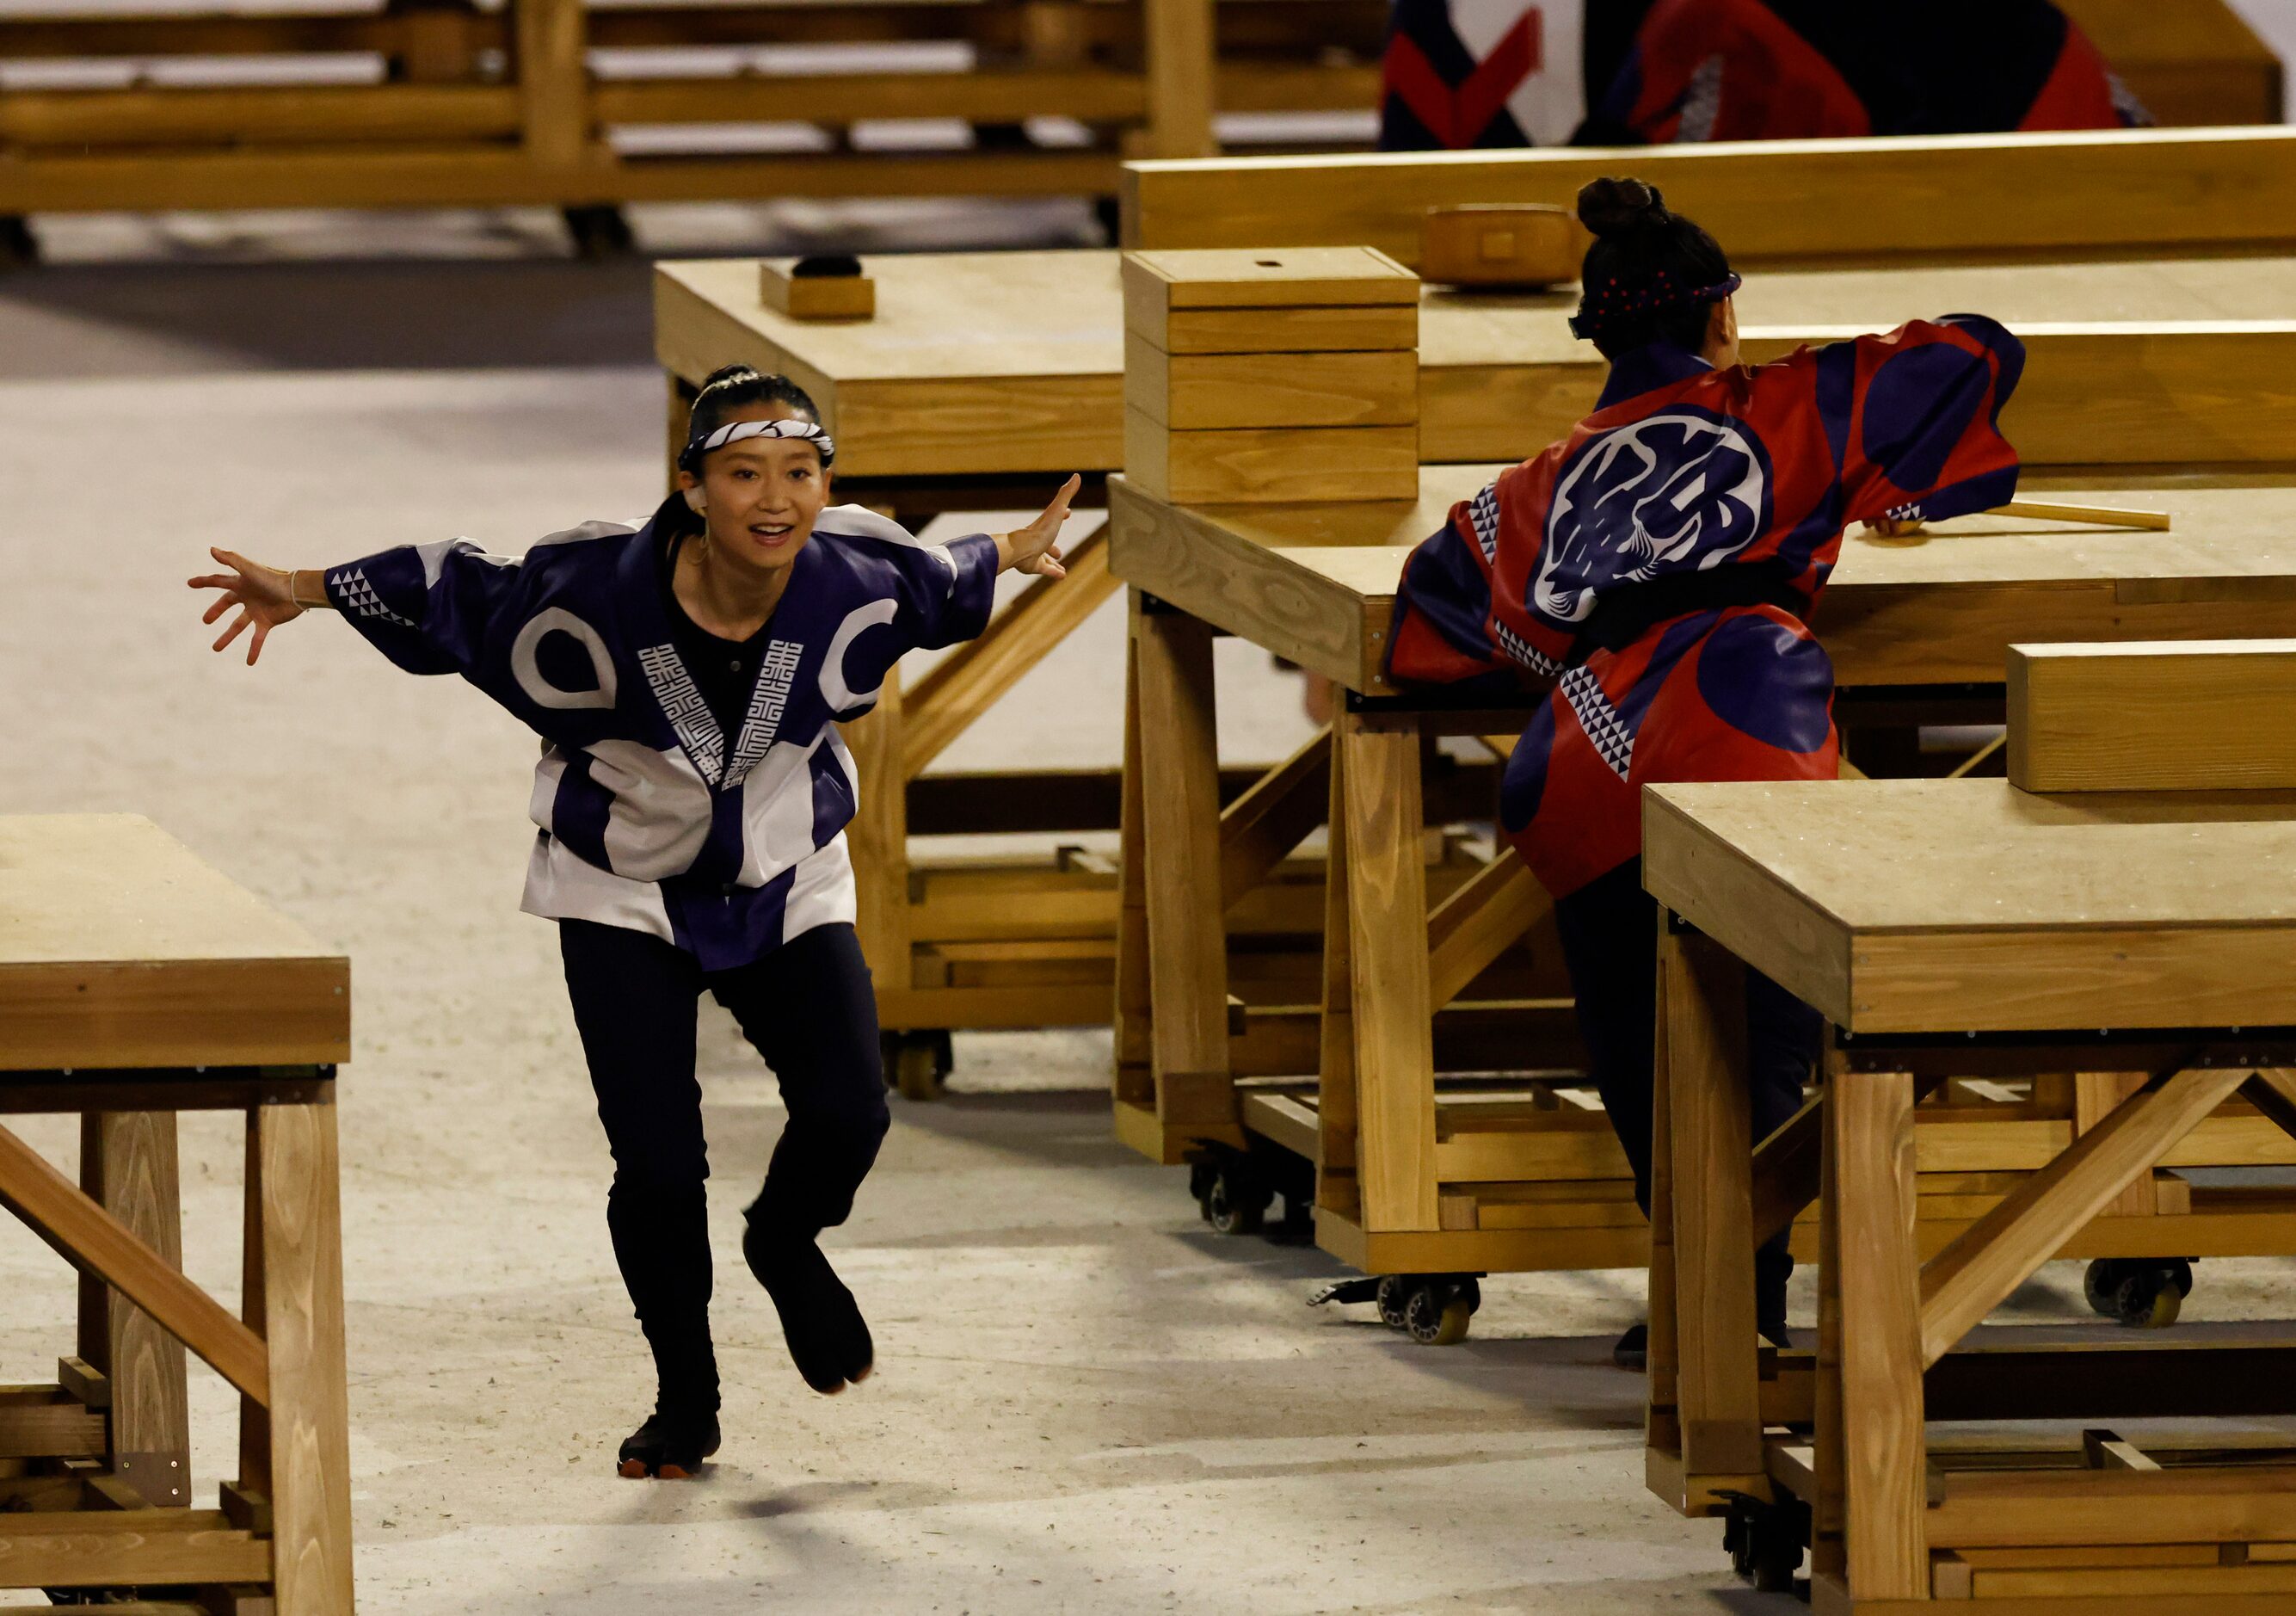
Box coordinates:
[3,201,2294,1613]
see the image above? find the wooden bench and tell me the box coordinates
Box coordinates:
[656,247,2296,1085]
[0,816,354,1615]
[1106,472,2296,1311]
[1643,646,2296,1607]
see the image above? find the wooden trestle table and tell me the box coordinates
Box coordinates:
[656,247,2296,1089]
[0,816,354,1615]
[1105,472,2296,1309]
[1641,775,2296,1612]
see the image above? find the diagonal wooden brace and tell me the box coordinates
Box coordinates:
[1917,1064,2249,1367]
[1753,1077,1944,1247]
[901,528,1117,779]
[2242,1068,2296,1144]
[0,1120,268,1406]
[1218,725,1330,909]
[1425,848,1548,1009]
[1751,1094,1824,1249]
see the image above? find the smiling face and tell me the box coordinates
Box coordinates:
[676,403,830,577]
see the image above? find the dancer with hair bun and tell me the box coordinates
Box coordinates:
[190,364,1080,1477]
[1387,179,2027,1367]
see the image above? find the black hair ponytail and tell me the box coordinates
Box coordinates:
[1569,178,1736,360]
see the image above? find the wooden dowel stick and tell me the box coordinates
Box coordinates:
[1997,500,2172,531]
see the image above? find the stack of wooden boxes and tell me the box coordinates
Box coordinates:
[1121,247,1421,504]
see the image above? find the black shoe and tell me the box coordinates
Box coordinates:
[743,1219,874,1395]
[1612,1321,1648,1372]
[617,1409,721,1479]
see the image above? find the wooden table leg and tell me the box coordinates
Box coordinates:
[77,1110,191,1508]
[1813,1041,1847,1584]
[846,666,913,1021]
[1830,1065,1929,1601]
[1112,624,1154,1111]
[1134,601,1236,1144]
[1338,712,1437,1234]
[1140,0,1216,160]
[1646,918,1682,1480]
[1661,926,1766,1506]
[1316,726,1359,1219]
[254,1101,354,1616]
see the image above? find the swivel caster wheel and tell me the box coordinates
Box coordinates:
[2085,1257,2193,1329]
[882,1029,954,1101]
[1375,1274,1411,1329]
[2084,1267,2185,1322]
[1203,1165,1273,1236]
[1722,1493,1808,1593]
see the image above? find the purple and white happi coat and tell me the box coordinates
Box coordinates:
[324,505,996,970]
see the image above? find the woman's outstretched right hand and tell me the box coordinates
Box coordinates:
[188,547,304,666]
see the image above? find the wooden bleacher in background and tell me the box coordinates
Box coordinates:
[0,0,1383,253]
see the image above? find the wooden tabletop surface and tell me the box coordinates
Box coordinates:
[0,815,349,1070]
[1107,472,2296,694]
[656,253,2296,478]
[1640,778,2296,1033]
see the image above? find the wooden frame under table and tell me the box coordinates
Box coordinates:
[1105,470,2296,1286]
[657,253,2296,1075]
[0,816,354,1615]
[1642,777,2296,1612]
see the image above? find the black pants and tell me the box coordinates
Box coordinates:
[1553,860,1818,1317]
[558,918,890,1418]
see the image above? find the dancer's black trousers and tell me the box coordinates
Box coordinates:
[558,918,890,1417]
[1552,860,1819,1317]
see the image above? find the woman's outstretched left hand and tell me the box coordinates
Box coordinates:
[1000,473,1081,578]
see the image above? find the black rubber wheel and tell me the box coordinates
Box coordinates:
[2084,1258,2121,1317]
[1189,1160,1218,1223]
[2111,1264,2184,1329]
[1376,1274,1411,1329]
[1723,1496,1806,1592]
[1403,1281,1473,1346]
[1205,1169,1266,1236]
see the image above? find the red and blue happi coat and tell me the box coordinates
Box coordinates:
[1387,318,2025,898]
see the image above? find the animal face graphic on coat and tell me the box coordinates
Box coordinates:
[1535,410,1771,626]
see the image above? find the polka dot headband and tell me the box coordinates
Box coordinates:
[1568,271,1743,342]
[678,415,835,472]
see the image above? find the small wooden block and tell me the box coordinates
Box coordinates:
[1123,409,1419,504]
[1420,204,1587,287]
[759,259,876,321]
[1124,333,1418,429]
[1123,245,1419,311]
[1123,246,1420,354]
[2007,638,2296,792]
[219,1480,273,1537]
[57,1357,108,1410]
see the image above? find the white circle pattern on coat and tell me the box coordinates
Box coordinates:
[510,608,619,710]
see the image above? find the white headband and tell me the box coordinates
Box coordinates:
[686,416,834,466]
